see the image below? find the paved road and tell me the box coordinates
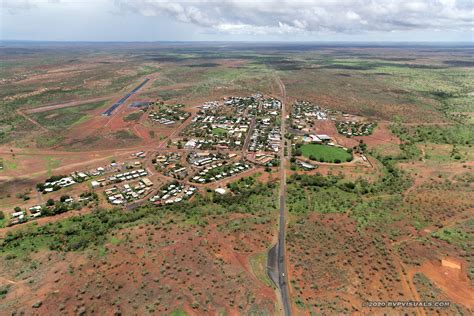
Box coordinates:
[242,115,256,154]
[267,77,291,316]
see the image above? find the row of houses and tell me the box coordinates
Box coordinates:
[183,96,271,150]
[187,151,233,167]
[191,162,251,184]
[249,125,282,152]
[149,183,196,204]
[105,169,148,185]
[186,114,251,149]
[7,193,97,226]
[165,165,188,180]
[37,161,126,193]
[183,138,241,150]
[291,100,330,131]
[336,121,377,136]
[105,178,153,205]
[153,152,181,170]
[148,103,190,126]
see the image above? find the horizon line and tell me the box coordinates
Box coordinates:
[1,39,473,47]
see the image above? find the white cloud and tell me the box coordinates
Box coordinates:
[114,0,474,35]
[1,0,61,14]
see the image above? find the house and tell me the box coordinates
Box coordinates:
[11,211,24,218]
[184,139,197,149]
[215,188,227,195]
[91,180,101,189]
[77,172,88,179]
[29,205,42,213]
[141,178,153,187]
[298,160,316,170]
[316,134,331,142]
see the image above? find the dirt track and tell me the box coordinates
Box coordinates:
[16,110,48,132]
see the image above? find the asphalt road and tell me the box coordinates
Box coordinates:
[242,115,257,154]
[267,77,291,316]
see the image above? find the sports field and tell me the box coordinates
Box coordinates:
[300,144,352,163]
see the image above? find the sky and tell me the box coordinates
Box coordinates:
[1,0,473,42]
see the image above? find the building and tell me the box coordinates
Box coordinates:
[298,160,316,170]
[316,134,331,142]
[303,135,322,143]
[184,139,197,149]
[215,188,227,195]
[91,180,101,189]
[141,178,153,187]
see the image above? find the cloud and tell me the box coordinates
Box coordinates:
[114,0,474,35]
[1,0,61,14]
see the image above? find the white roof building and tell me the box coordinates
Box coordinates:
[215,188,227,195]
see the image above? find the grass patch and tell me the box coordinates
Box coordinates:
[249,252,273,287]
[2,159,17,170]
[36,132,64,148]
[30,101,106,130]
[44,156,61,176]
[123,112,142,122]
[406,124,473,145]
[300,144,352,163]
[350,196,404,229]
[108,236,122,245]
[169,309,187,316]
[113,129,140,140]
[211,127,228,136]
[432,220,473,249]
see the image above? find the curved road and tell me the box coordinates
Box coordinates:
[267,77,291,315]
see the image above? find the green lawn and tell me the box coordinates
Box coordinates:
[212,127,228,136]
[300,144,352,163]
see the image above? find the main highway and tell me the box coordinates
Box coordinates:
[267,77,291,315]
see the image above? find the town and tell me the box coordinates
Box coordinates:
[2,94,372,228]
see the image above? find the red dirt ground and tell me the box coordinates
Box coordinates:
[411,260,473,310]
[0,212,277,315]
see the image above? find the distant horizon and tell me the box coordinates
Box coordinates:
[2,0,472,43]
[2,39,473,46]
